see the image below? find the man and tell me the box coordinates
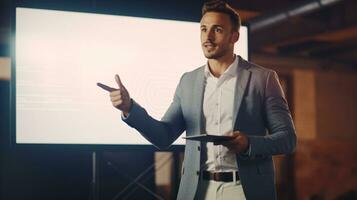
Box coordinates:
[99,0,296,199]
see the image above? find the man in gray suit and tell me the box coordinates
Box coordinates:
[99,0,296,199]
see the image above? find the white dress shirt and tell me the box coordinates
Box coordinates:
[202,55,239,172]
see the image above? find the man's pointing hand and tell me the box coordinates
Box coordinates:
[97,74,132,116]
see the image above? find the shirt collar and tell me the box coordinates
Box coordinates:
[204,55,239,78]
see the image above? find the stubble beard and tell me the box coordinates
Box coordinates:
[203,46,229,60]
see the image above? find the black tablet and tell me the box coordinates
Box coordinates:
[183,134,234,142]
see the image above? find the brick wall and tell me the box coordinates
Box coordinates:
[295,139,357,200]
[293,69,357,200]
[315,71,357,140]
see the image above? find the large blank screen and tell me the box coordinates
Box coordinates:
[15,7,248,145]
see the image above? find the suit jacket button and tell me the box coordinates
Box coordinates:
[196,171,200,176]
[197,146,201,151]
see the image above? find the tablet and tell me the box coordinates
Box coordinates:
[183,134,235,142]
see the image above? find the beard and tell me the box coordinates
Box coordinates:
[202,43,231,59]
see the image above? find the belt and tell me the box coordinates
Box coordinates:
[202,171,240,182]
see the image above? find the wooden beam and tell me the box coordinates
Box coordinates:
[313,26,357,42]
[251,52,356,70]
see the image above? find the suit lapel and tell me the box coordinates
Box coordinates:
[232,57,251,128]
[193,66,205,135]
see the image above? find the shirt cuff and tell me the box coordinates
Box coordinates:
[121,111,130,119]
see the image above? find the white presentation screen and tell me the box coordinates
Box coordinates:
[15,7,248,145]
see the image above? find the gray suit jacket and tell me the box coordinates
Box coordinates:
[123,56,297,200]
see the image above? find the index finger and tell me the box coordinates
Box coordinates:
[97,82,116,92]
[115,74,124,89]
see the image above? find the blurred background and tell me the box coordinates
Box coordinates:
[0,0,356,199]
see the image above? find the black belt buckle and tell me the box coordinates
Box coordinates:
[213,172,220,181]
[203,171,239,182]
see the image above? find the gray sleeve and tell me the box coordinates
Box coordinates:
[247,71,297,159]
[122,75,186,149]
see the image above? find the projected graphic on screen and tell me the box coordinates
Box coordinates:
[15,7,248,145]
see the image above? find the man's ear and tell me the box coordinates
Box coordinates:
[231,31,239,43]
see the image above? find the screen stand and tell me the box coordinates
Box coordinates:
[91,151,100,200]
[107,157,165,200]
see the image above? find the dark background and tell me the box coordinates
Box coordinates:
[1,0,357,199]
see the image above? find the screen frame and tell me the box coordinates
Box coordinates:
[10,4,251,151]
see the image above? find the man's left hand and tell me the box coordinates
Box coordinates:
[214,131,249,154]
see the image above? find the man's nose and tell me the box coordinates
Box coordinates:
[207,29,215,40]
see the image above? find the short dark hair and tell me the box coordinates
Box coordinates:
[202,0,241,32]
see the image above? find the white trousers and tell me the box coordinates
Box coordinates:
[195,179,246,200]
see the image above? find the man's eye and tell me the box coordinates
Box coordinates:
[215,28,222,33]
[201,28,207,32]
